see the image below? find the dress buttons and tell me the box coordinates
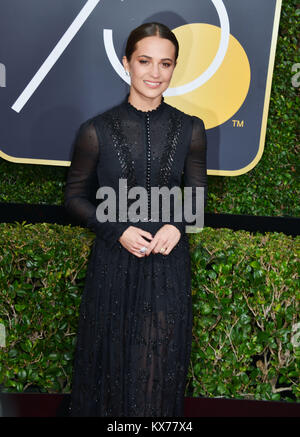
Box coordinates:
[145,113,151,220]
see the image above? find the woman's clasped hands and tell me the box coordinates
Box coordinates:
[119,224,181,258]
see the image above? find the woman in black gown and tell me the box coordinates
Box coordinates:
[65,22,207,417]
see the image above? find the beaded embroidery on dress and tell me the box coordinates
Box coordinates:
[64,95,207,416]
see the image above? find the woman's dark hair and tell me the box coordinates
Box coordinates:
[125,22,179,62]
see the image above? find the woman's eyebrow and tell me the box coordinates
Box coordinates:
[137,55,173,62]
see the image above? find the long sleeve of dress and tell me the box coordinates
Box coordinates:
[64,120,130,248]
[170,116,207,234]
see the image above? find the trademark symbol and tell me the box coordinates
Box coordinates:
[232,120,244,127]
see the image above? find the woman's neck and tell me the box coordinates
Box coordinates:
[128,90,163,112]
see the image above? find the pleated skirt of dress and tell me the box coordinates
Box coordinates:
[69,234,193,417]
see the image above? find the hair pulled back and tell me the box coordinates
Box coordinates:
[125,22,179,62]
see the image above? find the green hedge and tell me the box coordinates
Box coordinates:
[0,0,299,217]
[188,228,300,401]
[0,223,299,401]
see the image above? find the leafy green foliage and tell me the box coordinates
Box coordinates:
[0,1,298,216]
[0,223,92,393]
[0,162,67,205]
[187,228,300,402]
[0,223,298,401]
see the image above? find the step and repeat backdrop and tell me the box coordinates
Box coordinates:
[0,0,281,175]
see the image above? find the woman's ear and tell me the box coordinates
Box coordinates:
[122,56,129,74]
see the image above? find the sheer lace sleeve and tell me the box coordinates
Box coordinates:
[171,116,207,234]
[64,120,129,247]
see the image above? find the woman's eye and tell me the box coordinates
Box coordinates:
[139,60,148,64]
[162,63,171,68]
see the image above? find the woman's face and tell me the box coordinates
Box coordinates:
[122,35,176,104]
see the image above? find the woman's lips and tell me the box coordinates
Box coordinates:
[144,80,161,88]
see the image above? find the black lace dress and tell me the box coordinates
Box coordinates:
[64,96,207,417]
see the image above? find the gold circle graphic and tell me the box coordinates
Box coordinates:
[165,23,251,129]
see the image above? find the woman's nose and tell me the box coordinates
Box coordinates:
[150,63,160,78]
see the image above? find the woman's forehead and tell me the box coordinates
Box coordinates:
[133,36,176,59]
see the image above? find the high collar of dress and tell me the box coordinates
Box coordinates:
[123,94,165,118]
